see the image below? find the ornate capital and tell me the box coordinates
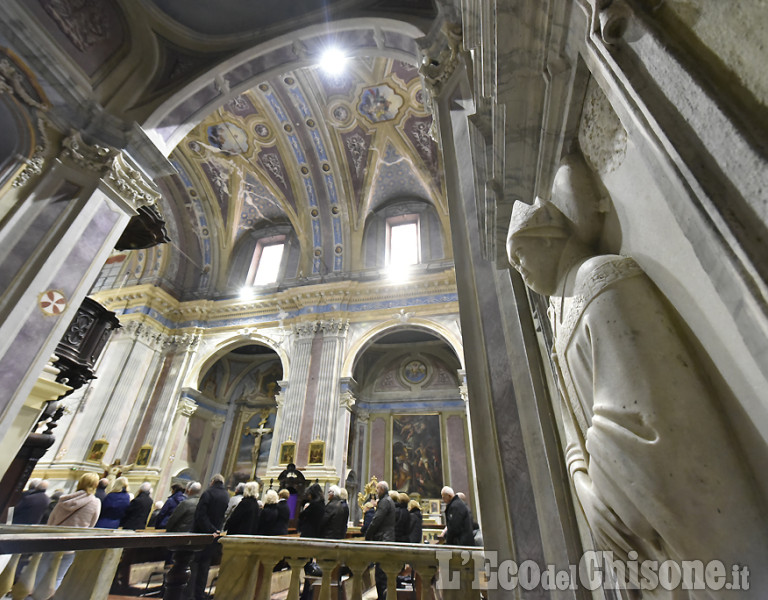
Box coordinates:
[60,133,160,210]
[274,391,286,409]
[418,19,463,97]
[292,321,319,339]
[355,408,370,424]
[106,152,162,209]
[60,132,117,172]
[176,397,198,418]
[339,391,356,410]
[119,319,169,350]
[459,384,469,404]
[319,318,349,336]
[210,414,226,430]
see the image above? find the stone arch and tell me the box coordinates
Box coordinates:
[341,317,463,379]
[185,333,289,389]
[142,18,426,155]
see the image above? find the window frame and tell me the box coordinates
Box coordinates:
[246,234,287,286]
[385,214,421,268]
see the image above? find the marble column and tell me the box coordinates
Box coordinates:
[420,11,581,600]
[0,131,162,470]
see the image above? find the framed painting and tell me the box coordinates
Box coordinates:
[392,414,443,497]
[279,440,296,465]
[308,440,325,465]
[86,439,108,463]
[135,445,152,467]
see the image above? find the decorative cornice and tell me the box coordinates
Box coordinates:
[91,268,459,334]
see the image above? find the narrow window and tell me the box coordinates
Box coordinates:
[387,216,420,267]
[249,238,285,286]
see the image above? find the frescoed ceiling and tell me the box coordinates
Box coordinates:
[165,56,448,293]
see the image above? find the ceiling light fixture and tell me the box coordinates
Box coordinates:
[319,48,347,75]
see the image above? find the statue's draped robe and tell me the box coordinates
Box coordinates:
[550,255,767,597]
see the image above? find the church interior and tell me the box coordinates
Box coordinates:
[0,0,767,598]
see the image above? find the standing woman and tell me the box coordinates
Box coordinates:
[407,499,423,543]
[257,489,280,535]
[298,483,325,538]
[35,472,102,592]
[224,481,260,535]
[95,477,131,528]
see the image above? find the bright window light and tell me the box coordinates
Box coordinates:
[388,221,419,267]
[253,243,284,285]
[320,48,347,75]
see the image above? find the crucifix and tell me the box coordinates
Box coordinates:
[243,410,272,479]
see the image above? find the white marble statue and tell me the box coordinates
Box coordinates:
[507,159,768,597]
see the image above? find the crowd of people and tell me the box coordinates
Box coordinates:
[9,473,480,599]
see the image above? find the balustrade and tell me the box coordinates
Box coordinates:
[0,526,482,600]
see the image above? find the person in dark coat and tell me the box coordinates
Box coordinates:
[12,480,49,524]
[189,474,230,600]
[298,483,325,538]
[120,482,154,530]
[95,477,131,528]
[441,486,474,546]
[365,481,396,600]
[394,492,411,543]
[154,483,186,529]
[360,501,376,536]
[320,485,348,539]
[407,499,423,544]
[95,479,109,503]
[225,481,260,535]
[165,482,202,533]
[257,489,281,535]
[275,489,291,534]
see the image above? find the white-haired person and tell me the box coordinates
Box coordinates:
[256,489,281,535]
[320,485,348,539]
[120,482,153,530]
[224,481,260,535]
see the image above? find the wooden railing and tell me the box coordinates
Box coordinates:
[0,526,482,600]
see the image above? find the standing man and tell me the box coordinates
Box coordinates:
[165,482,202,533]
[441,487,474,546]
[12,480,49,524]
[121,482,154,530]
[189,474,229,600]
[365,481,396,599]
[320,485,348,539]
